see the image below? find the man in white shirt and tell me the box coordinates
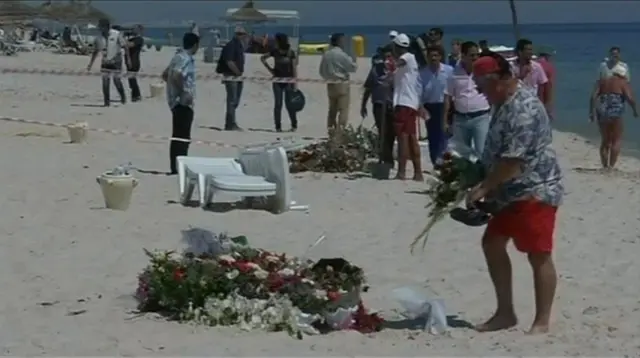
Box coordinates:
[87,18,130,107]
[391,33,423,181]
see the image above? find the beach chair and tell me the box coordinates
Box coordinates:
[177,140,306,205]
[204,147,293,213]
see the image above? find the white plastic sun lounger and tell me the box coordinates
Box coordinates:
[203,147,297,213]
[177,140,306,205]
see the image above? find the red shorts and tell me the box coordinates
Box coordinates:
[485,200,558,253]
[393,106,418,136]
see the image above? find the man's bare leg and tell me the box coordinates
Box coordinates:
[608,118,622,169]
[395,133,408,180]
[526,252,556,334]
[408,133,423,181]
[476,233,518,332]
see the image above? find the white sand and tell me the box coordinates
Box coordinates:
[0,47,639,356]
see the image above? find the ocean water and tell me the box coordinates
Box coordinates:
[144,22,640,155]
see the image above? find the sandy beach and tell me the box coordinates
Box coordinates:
[0,47,639,356]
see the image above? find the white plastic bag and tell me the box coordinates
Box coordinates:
[392,287,449,334]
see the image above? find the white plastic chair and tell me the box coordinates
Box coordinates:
[204,147,293,213]
[177,141,306,205]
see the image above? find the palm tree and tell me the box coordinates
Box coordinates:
[509,0,521,41]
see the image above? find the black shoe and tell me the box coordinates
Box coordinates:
[121,97,126,105]
[290,127,297,132]
[132,97,141,102]
[275,128,283,133]
[224,125,243,132]
[450,208,490,227]
[167,170,177,176]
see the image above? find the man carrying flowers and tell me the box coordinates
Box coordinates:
[467,52,564,334]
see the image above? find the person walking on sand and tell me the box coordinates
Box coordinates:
[467,52,563,335]
[536,46,555,119]
[391,34,423,181]
[590,63,638,170]
[260,33,298,132]
[319,33,357,135]
[125,25,145,102]
[87,18,130,107]
[162,33,199,175]
[418,45,453,167]
[444,41,491,157]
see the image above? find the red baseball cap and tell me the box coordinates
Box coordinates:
[472,56,501,77]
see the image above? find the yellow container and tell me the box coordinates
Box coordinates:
[351,35,365,57]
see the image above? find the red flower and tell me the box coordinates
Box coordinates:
[266,272,285,292]
[234,261,253,274]
[350,301,384,334]
[173,268,185,282]
[327,291,341,302]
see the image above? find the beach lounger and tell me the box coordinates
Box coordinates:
[204,147,294,213]
[177,140,307,205]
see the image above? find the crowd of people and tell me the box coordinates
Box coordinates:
[83,19,639,334]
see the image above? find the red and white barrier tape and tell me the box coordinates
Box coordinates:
[0,67,365,85]
[0,116,304,148]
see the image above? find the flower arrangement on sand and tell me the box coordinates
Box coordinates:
[288,124,379,173]
[136,233,383,339]
[410,152,486,253]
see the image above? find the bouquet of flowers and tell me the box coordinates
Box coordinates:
[135,233,383,338]
[410,152,486,253]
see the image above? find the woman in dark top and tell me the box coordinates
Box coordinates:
[260,33,298,132]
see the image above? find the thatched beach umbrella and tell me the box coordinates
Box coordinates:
[0,1,39,25]
[37,0,111,24]
[71,0,112,24]
[225,0,268,23]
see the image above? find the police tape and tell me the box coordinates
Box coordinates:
[0,67,366,85]
[0,116,309,149]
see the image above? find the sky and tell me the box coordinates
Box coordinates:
[26,1,640,27]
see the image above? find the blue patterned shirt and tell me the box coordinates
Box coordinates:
[418,64,454,104]
[482,82,564,208]
[166,49,196,109]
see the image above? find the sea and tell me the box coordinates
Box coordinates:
[141,22,640,155]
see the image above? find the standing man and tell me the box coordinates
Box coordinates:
[427,27,444,47]
[599,46,630,81]
[468,53,563,334]
[418,46,453,167]
[87,18,130,107]
[447,39,462,66]
[162,33,199,175]
[479,40,490,54]
[391,34,422,181]
[361,45,395,166]
[218,26,248,131]
[319,33,357,135]
[511,39,550,113]
[125,24,144,102]
[444,41,491,157]
[190,22,199,36]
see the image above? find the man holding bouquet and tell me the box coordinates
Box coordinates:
[467,52,564,334]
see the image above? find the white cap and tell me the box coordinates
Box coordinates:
[393,33,410,48]
[612,63,628,78]
[389,30,398,39]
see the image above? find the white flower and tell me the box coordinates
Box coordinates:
[301,278,315,285]
[265,255,280,263]
[314,289,328,300]
[254,269,269,280]
[278,268,295,277]
[225,269,239,280]
[218,254,236,263]
[246,262,260,270]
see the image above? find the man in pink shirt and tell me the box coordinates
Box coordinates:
[537,47,555,119]
[511,39,551,114]
[443,41,491,157]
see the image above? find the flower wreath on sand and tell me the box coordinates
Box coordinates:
[136,233,383,339]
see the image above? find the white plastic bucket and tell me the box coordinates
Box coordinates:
[67,122,88,143]
[96,172,139,210]
[149,83,164,98]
